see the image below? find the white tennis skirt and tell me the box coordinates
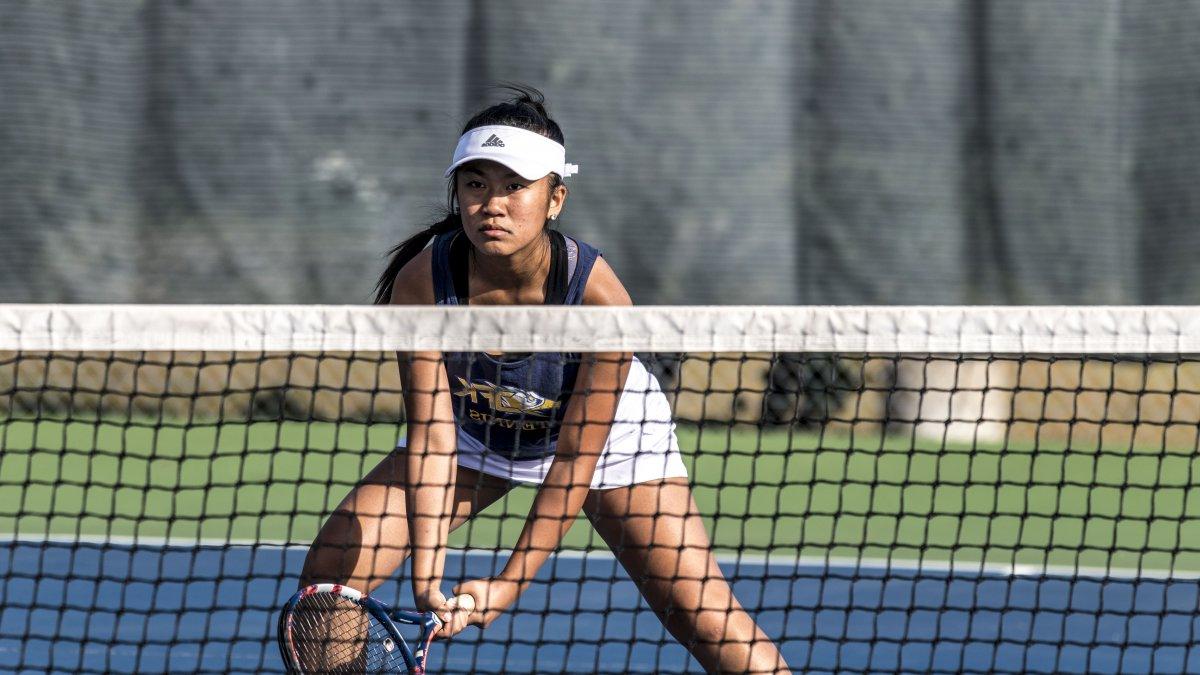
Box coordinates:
[399,358,689,490]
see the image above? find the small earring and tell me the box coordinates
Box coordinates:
[549,214,558,221]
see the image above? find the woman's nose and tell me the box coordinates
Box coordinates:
[482,192,505,214]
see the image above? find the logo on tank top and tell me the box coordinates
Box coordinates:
[454,378,559,416]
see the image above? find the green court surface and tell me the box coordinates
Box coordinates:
[2,418,1197,573]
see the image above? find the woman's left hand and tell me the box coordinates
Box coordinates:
[441,577,522,636]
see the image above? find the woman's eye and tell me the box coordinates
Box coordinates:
[466,180,484,189]
[507,183,525,191]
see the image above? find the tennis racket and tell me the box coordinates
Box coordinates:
[278,583,446,674]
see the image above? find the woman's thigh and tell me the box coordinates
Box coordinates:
[584,479,775,672]
[300,452,512,591]
[583,479,721,605]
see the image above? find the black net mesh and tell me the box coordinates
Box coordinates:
[1,306,1198,672]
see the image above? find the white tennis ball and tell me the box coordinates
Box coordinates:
[456,593,476,612]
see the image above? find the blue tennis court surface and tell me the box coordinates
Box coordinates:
[1,539,1197,673]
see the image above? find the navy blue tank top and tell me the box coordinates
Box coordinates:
[431,231,601,459]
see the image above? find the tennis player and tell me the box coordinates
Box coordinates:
[300,86,789,673]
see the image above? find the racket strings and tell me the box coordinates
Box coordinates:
[288,593,393,673]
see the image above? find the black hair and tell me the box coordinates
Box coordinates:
[373,84,566,304]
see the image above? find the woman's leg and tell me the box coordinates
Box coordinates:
[299,451,512,591]
[292,454,510,671]
[584,478,789,674]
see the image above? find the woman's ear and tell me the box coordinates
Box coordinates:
[548,182,568,220]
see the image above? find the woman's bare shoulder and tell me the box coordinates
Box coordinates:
[388,245,437,305]
[581,256,632,307]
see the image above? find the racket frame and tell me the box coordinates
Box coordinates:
[278,583,443,674]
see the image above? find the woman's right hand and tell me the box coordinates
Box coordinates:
[416,589,475,638]
[452,578,518,629]
[434,593,477,639]
[415,589,450,619]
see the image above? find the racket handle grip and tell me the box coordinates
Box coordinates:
[454,593,476,612]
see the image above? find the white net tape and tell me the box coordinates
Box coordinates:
[3,304,1199,353]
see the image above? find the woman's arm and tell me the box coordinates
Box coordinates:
[389,249,459,611]
[494,347,630,602]
[456,258,633,626]
[397,350,457,608]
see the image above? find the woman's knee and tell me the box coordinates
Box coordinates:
[298,509,368,586]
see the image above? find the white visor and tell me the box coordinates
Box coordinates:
[444,125,579,181]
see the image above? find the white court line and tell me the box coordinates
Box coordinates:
[4,533,1197,581]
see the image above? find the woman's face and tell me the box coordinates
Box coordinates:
[456,160,566,257]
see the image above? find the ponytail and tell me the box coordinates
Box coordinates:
[373,213,462,304]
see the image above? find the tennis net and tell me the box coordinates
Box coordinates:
[1,304,1199,673]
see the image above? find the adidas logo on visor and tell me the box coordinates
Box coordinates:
[481,134,505,147]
